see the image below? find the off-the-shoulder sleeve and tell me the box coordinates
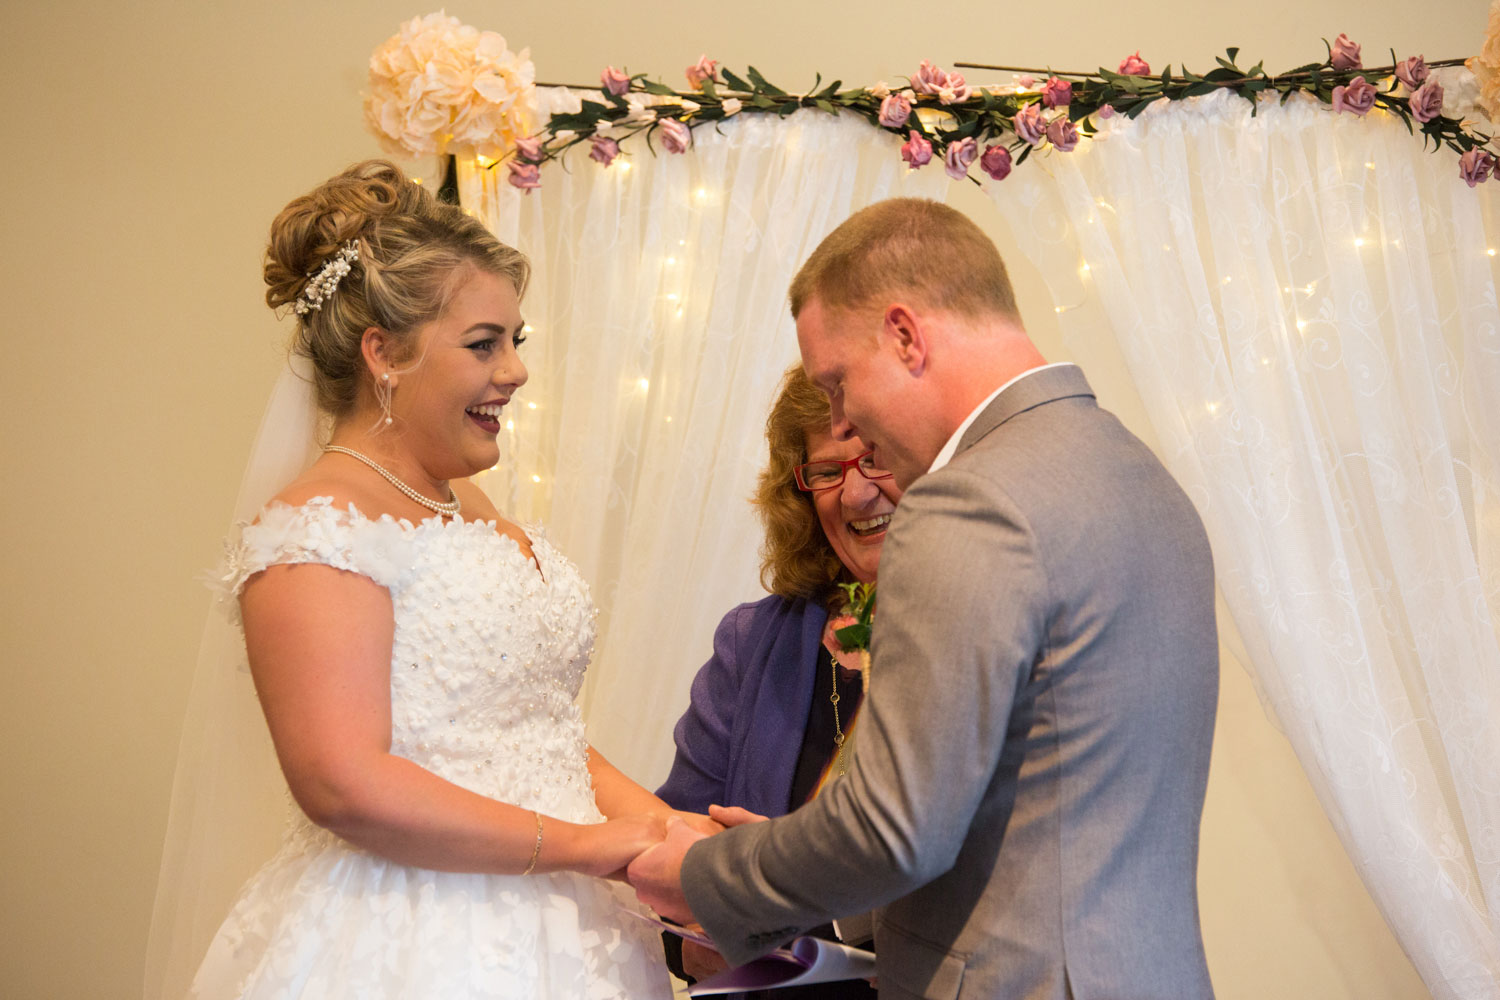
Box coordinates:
[212,498,415,616]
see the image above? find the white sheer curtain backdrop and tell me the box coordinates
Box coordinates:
[991,85,1500,1000]
[461,94,947,784]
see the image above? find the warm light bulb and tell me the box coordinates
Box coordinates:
[1489,248,1497,257]
[522,324,534,333]
[638,378,650,391]
[527,402,537,410]
[505,419,514,431]
[1354,238,1365,248]
[531,474,541,483]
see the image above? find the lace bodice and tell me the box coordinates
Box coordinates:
[221,497,602,826]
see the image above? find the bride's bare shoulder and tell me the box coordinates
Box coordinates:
[263,455,383,516]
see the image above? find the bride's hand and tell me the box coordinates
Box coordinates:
[567,813,668,880]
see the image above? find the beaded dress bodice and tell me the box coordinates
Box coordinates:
[224,497,603,831]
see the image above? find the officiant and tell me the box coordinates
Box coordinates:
[655,363,900,997]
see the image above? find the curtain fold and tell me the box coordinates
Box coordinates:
[462,95,947,784]
[990,85,1500,999]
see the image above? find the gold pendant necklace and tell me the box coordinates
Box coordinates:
[829,652,848,777]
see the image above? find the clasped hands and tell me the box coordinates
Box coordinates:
[624,804,767,925]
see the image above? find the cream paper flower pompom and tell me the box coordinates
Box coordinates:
[1469,0,1500,121]
[364,12,537,160]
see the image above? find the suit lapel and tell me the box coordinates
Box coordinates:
[955,364,1096,456]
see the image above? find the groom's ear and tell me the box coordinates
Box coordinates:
[882,304,928,376]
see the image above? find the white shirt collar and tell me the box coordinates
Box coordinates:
[927,363,1075,473]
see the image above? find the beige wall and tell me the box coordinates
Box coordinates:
[2,0,1480,996]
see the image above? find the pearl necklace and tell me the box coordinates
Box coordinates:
[324,445,462,518]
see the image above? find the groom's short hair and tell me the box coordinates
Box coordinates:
[789,198,1020,323]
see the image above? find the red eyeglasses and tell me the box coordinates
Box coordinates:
[794,451,894,492]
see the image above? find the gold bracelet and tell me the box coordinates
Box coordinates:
[521,810,543,876]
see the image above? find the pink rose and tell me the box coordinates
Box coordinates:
[878,93,913,128]
[1014,104,1047,145]
[911,60,948,96]
[1409,80,1445,123]
[938,71,972,105]
[1118,52,1151,76]
[1331,75,1376,116]
[659,117,692,153]
[588,135,620,166]
[1015,74,1037,89]
[1097,103,1116,120]
[1396,55,1429,90]
[900,130,933,168]
[686,54,718,91]
[1459,150,1495,187]
[979,143,1013,181]
[506,161,540,191]
[514,136,543,162]
[1046,118,1080,152]
[1041,76,1073,108]
[944,136,978,179]
[601,65,630,97]
[1330,33,1362,71]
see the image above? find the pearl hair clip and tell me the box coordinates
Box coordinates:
[294,240,360,316]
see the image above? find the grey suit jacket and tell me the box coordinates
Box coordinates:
[683,365,1218,1000]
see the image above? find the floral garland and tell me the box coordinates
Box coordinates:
[362,14,1499,190]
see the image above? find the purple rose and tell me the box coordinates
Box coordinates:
[1331,76,1376,116]
[507,161,541,191]
[878,94,913,128]
[1459,150,1495,188]
[944,137,978,180]
[979,143,1013,181]
[900,130,933,168]
[1041,76,1073,108]
[1409,80,1444,123]
[1097,103,1116,120]
[601,66,631,97]
[1046,118,1080,152]
[1396,55,1429,90]
[659,117,692,154]
[588,135,620,166]
[514,136,544,162]
[1330,33,1362,70]
[1119,52,1151,76]
[911,60,947,96]
[1014,104,1047,145]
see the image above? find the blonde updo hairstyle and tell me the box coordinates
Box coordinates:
[264,160,530,417]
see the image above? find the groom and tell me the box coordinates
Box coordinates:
[630,199,1219,1000]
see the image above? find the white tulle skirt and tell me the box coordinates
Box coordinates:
[189,829,672,1000]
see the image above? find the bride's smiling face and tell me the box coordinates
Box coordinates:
[388,269,528,480]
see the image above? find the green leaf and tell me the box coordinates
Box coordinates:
[1015,142,1034,165]
[815,98,837,114]
[721,68,751,92]
[640,79,677,96]
[747,66,787,96]
[751,94,777,109]
[834,623,871,650]
[1160,65,1172,87]
[700,79,718,99]
[777,100,799,116]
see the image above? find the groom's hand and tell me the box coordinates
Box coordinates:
[707,804,768,828]
[627,816,705,924]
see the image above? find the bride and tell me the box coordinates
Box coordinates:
[146,160,692,998]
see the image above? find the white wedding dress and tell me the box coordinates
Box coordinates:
[187,496,671,999]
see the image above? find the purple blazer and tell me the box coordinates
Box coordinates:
[656,595,829,818]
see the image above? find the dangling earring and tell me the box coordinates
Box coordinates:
[378,372,394,425]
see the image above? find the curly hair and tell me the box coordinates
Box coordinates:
[753,364,846,602]
[264,159,530,416]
